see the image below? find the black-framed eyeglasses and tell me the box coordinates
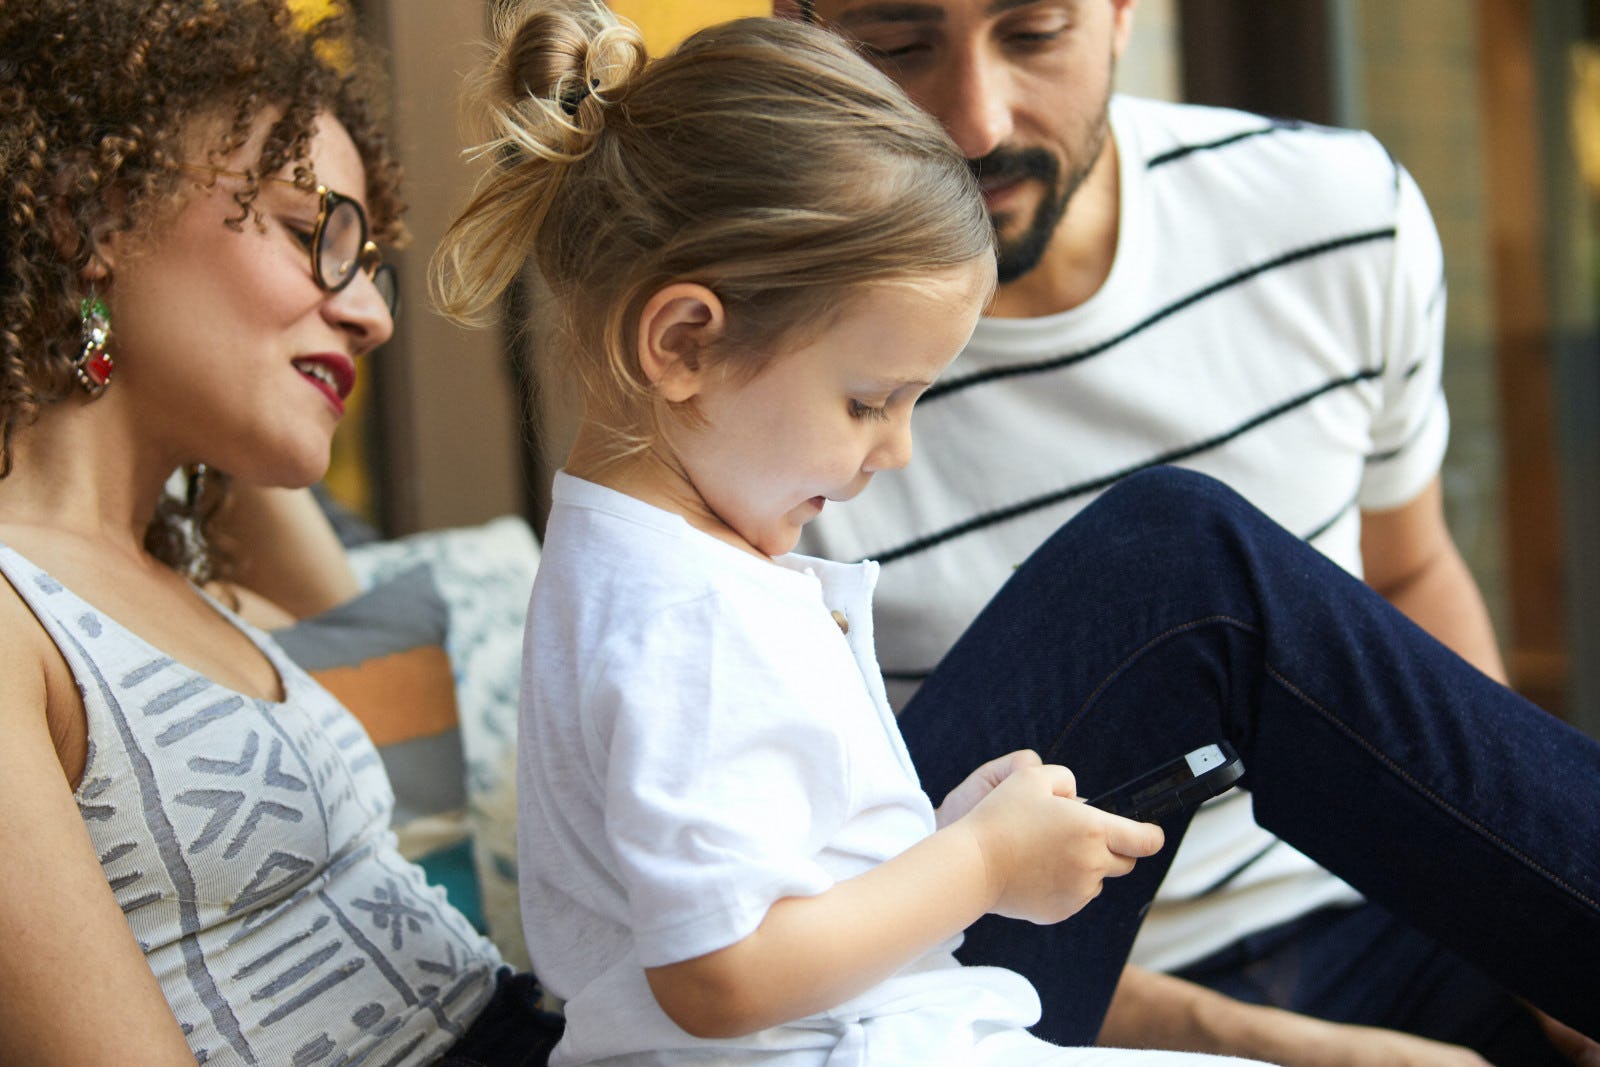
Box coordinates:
[181,164,399,319]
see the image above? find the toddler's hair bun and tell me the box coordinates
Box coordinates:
[432,0,645,325]
[502,8,587,109]
[492,0,645,138]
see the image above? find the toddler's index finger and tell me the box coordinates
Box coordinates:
[1043,763,1078,800]
[1106,815,1165,859]
[1006,749,1044,772]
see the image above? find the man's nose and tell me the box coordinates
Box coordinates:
[927,47,1015,160]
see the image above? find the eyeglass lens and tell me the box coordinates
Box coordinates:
[319,197,366,289]
[319,195,398,318]
[372,265,399,319]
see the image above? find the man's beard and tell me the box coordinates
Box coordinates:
[970,114,1110,284]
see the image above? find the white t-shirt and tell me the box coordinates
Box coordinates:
[800,95,1448,970]
[519,475,1269,1067]
[519,473,1044,1065]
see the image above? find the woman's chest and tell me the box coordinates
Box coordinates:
[79,657,393,924]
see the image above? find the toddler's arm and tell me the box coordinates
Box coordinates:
[644,752,1163,1039]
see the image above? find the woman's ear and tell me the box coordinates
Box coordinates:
[46,164,124,281]
[637,283,725,404]
[82,204,130,281]
[44,203,115,282]
[81,247,112,282]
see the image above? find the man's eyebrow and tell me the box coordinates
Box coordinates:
[833,0,1054,29]
[988,0,1056,15]
[833,3,947,29]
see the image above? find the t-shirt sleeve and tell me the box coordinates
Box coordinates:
[1359,160,1450,512]
[587,593,848,969]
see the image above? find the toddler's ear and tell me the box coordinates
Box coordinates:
[637,283,725,403]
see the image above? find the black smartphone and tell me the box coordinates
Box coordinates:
[1087,742,1244,822]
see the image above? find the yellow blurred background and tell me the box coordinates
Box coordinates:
[608,0,768,50]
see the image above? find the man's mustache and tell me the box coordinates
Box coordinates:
[968,147,1058,187]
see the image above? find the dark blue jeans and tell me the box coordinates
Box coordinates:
[436,971,564,1066]
[898,467,1600,1047]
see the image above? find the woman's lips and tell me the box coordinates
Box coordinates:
[292,354,356,414]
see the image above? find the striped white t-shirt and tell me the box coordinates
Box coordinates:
[800,94,1448,970]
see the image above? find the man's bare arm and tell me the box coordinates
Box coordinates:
[1099,964,1490,1067]
[1360,475,1506,683]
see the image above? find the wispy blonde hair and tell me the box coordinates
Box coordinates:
[434,1,994,459]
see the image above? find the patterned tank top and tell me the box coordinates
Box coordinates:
[0,544,500,1065]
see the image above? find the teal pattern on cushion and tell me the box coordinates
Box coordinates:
[415,838,487,934]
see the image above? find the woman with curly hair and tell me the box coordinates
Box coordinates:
[0,3,563,1063]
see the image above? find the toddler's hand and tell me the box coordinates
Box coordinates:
[956,762,1164,925]
[935,749,1044,829]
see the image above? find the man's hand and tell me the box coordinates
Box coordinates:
[1100,965,1490,1067]
[1534,1008,1600,1066]
[1274,1020,1492,1067]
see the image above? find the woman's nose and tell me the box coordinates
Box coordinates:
[325,268,395,352]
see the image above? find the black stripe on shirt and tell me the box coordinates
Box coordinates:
[1425,270,1447,321]
[871,367,1385,567]
[1401,275,1449,382]
[1184,840,1285,900]
[1302,497,1358,545]
[1364,385,1444,465]
[1144,121,1301,170]
[922,228,1396,405]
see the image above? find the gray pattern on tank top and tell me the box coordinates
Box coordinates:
[0,545,498,1066]
[59,622,256,1059]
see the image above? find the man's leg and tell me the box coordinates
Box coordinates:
[1175,901,1569,1065]
[897,467,1600,1045]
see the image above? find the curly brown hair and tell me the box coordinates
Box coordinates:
[0,0,404,579]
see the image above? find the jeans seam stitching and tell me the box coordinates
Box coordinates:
[1052,612,1600,917]
[1048,614,1251,759]
[1266,663,1600,915]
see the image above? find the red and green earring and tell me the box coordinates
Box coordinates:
[74,293,113,397]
